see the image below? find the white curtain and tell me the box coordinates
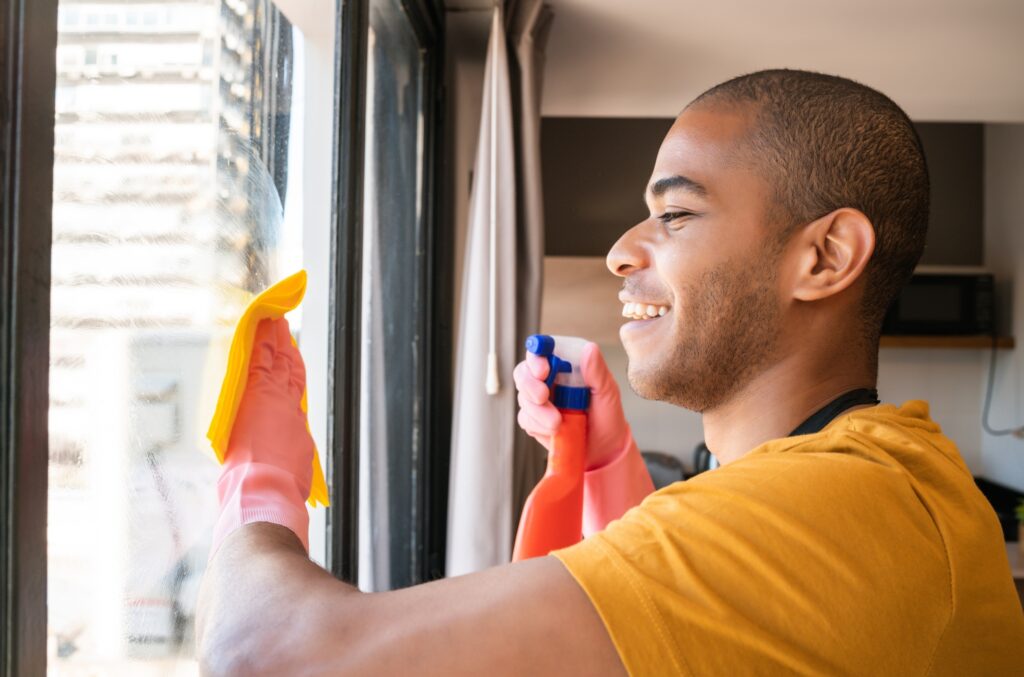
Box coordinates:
[446,1,551,576]
[446,5,518,575]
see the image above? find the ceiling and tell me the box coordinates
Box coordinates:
[540,0,1024,122]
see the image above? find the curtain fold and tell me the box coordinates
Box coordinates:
[446,1,553,575]
[509,0,554,541]
[446,5,519,575]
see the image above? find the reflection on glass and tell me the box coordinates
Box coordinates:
[49,1,299,673]
[358,0,425,592]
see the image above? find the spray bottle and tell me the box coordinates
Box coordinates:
[513,334,591,561]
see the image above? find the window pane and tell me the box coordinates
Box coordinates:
[358,0,425,592]
[48,1,307,672]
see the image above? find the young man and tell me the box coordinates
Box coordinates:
[197,70,1024,675]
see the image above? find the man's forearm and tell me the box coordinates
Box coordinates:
[197,522,361,676]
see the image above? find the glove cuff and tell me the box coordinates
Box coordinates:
[211,462,310,560]
[582,438,655,537]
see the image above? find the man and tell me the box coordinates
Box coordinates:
[197,70,1024,675]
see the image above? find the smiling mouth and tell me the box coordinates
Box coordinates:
[621,302,671,320]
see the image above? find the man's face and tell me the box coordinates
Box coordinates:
[607,104,786,412]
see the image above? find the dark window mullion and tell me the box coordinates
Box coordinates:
[1,0,59,674]
[406,0,449,584]
[327,0,369,584]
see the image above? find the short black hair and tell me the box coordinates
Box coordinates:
[690,69,930,343]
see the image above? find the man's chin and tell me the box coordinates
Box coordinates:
[626,358,715,412]
[626,359,676,402]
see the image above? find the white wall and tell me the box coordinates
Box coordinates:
[541,0,1024,122]
[981,124,1024,490]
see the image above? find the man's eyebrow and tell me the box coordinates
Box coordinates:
[646,174,709,200]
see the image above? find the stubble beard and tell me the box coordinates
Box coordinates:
[627,253,783,412]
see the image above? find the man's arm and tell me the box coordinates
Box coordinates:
[514,344,655,536]
[197,523,625,676]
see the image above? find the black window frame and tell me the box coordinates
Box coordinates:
[2,1,58,675]
[328,0,451,586]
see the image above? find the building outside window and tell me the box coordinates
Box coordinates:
[49,1,302,673]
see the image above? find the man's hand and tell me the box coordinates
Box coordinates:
[227,317,314,480]
[210,317,314,555]
[514,342,635,471]
[514,342,655,534]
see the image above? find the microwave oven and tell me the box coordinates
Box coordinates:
[881,267,994,336]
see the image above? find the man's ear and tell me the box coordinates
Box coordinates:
[790,208,876,302]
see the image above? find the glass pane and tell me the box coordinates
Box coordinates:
[48,1,311,673]
[358,0,425,592]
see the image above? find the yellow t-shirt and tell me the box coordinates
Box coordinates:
[554,401,1024,675]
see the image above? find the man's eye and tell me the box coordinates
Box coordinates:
[658,211,693,224]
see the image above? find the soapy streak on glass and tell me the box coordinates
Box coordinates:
[48,1,298,673]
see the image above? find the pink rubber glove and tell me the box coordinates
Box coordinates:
[210,318,314,558]
[513,342,654,536]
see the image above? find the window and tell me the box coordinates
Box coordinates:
[350,0,448,591]
[58,47,80,67]
[357,0,427,591]
[4,0,448,671]
[47,1,313,672]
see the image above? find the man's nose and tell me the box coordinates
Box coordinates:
[606,221,650,278]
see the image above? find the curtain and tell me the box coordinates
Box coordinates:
[509,0,555,540]
[446,1,552,576]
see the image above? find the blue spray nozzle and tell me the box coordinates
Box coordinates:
[525,334,555,357]
[524,334,591,411]
[526,334,568,388]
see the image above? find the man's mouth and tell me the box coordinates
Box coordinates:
[621,301,671,321]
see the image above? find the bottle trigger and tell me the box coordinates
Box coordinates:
[545,355,572,389]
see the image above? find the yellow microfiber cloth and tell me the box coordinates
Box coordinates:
[207,270,329,508]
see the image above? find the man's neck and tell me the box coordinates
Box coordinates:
[701,350,876,465]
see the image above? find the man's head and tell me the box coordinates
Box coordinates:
[608,69,929,411]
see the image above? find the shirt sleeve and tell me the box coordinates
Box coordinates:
[553,449,951,676]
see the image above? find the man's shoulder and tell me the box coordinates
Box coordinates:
[636,404,964,543]
[648,439,918,521]
[733,399,969,484]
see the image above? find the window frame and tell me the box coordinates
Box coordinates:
[0,0,454,666]
[327,0,370,584]
[1,0,59,674]
[405,0,452,585]
[327,0,450,585]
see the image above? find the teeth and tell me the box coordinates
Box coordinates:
[621,302,670,320]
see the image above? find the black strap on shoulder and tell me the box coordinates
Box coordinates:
[788,388,880,437]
